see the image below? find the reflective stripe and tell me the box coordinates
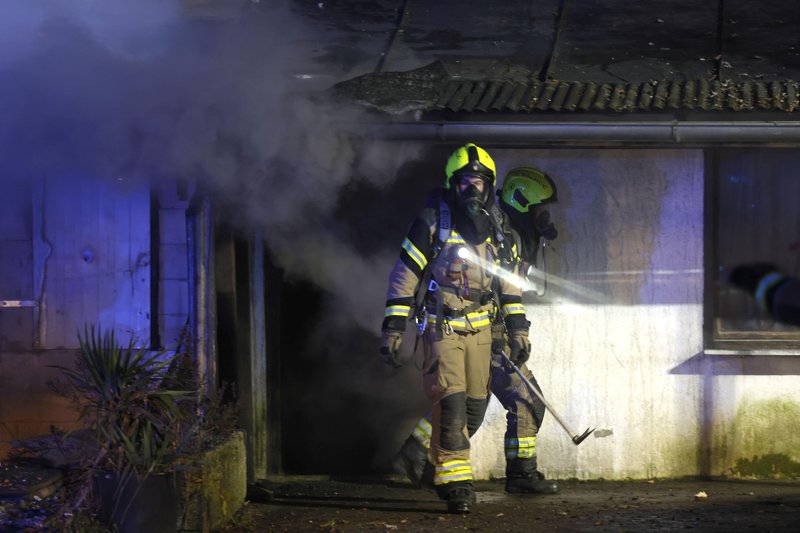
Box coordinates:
[502,303,525,316]
[402,237,427,270]
[446,231,465,245]
[434,459,474,485]
[412,418,432,448]
[755,271,785,309]
[385,304,411,318]
[428,311,492,329]
[504,436,536,459]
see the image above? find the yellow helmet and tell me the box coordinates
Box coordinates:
[444,143,496,188]
[500,167,557,213]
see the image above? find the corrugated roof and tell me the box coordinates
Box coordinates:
[334,70,800,116]
[439,79,800,113]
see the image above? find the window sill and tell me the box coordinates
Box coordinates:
[704,348,800,357]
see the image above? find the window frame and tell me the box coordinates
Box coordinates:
[704,148,800,355]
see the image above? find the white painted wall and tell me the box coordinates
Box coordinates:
[467,149,800,480]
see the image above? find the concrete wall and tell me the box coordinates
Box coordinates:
[0,177,190,459]
[466,148,800,480]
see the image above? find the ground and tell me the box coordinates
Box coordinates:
[3,471,800,531]
[230,475,800,532]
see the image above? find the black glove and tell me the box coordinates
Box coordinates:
[730,263,781,294]
[379,330,403,368]
[509,331,531,366]
[491,339,506,355]
[534,210,558,241]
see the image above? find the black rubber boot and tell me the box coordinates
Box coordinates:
[419,460,435,490]
[438,481,474,514]
[391,436,428,487]
[505,458,560,494]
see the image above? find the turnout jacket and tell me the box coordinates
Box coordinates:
[383,192,529,335]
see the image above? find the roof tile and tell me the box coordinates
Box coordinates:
[490,81,516,111]
[505,83,529,111]
[535,81,558,111]
[522,81,542,111]
[638,82,655,110]
[787,81,799,112]
[475,81,500,112]
[593,84,613,111]
[577,82,598,111]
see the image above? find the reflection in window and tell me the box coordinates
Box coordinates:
[712,149,800,348]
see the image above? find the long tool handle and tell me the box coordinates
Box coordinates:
[499,351,594,446]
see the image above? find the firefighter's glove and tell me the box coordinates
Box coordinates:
[379,330,403,368]
[509,331,531,367]
[491,339,507,355]
[534,210,558,241]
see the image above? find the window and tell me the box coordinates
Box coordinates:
[708,148,800,352]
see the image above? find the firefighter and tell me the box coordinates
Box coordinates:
[730,264,800,326]
[379,144,531,513]
[392,166,561,496]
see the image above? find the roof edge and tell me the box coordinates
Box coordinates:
[351,121,800,146]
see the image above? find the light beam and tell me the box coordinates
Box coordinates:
[456,246,608,303]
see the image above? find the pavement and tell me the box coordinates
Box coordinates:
[234,475,800,532]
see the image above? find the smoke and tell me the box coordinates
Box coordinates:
[0,0,183,63]
[0,0,421,331]
[0,1,428,471]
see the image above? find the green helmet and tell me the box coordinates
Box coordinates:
[444,143,496,188]
[500,167,558,213]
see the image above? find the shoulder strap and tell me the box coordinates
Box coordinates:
[488,204,520,264]
[437,199,452,254]
[411,200,449,322]
[488,205,506,243]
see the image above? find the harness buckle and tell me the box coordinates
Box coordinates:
[416,309,428,335]
[444,318,454,335]
[428,279,439,293]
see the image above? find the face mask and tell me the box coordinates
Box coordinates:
[459,183,486,218]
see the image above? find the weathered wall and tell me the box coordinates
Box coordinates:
[705,359,800,477]
[466,148,800,480]
[0,177,190,459]
[38,176,151,348]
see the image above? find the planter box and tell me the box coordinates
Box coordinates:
[176,430,247,532]
[97,472,178,533]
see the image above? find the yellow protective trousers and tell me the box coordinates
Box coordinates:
[422,326,492,486]
[410,348,545,467]
[489,351,543,460]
